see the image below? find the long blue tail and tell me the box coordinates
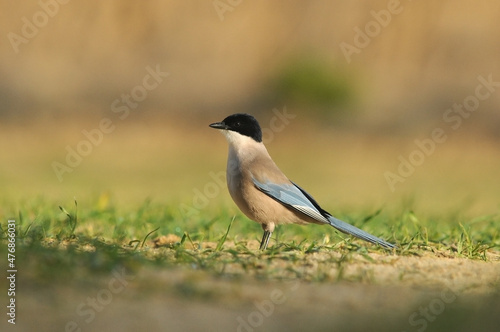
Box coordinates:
[327,216,396,249]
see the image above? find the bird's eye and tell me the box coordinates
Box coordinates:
[234,122,241,127]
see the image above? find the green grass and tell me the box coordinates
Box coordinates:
[1,196,499,332]
[1,196,498,286]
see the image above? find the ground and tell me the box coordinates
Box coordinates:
[7,242,500,332]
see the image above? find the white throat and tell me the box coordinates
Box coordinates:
[220,130,267,162]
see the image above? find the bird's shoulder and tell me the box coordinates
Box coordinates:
[247,153,290,185]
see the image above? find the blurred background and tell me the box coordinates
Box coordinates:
[1,0,499,217]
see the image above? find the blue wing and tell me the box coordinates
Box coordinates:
[252,177,396,249]
[252,177,329,224]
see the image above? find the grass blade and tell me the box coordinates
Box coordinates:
[140,226,160,249]
[216,216,235,252]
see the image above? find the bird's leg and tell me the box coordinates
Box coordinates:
[259,230,272,250]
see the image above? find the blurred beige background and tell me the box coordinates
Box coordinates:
[1,1,499,216]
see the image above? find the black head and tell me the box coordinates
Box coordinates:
[209,113,262,142]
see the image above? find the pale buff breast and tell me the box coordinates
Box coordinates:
[224,134,321,232]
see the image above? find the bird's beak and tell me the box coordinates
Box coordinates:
[209,121,228,130]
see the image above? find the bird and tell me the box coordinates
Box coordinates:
[209,113,395,250]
